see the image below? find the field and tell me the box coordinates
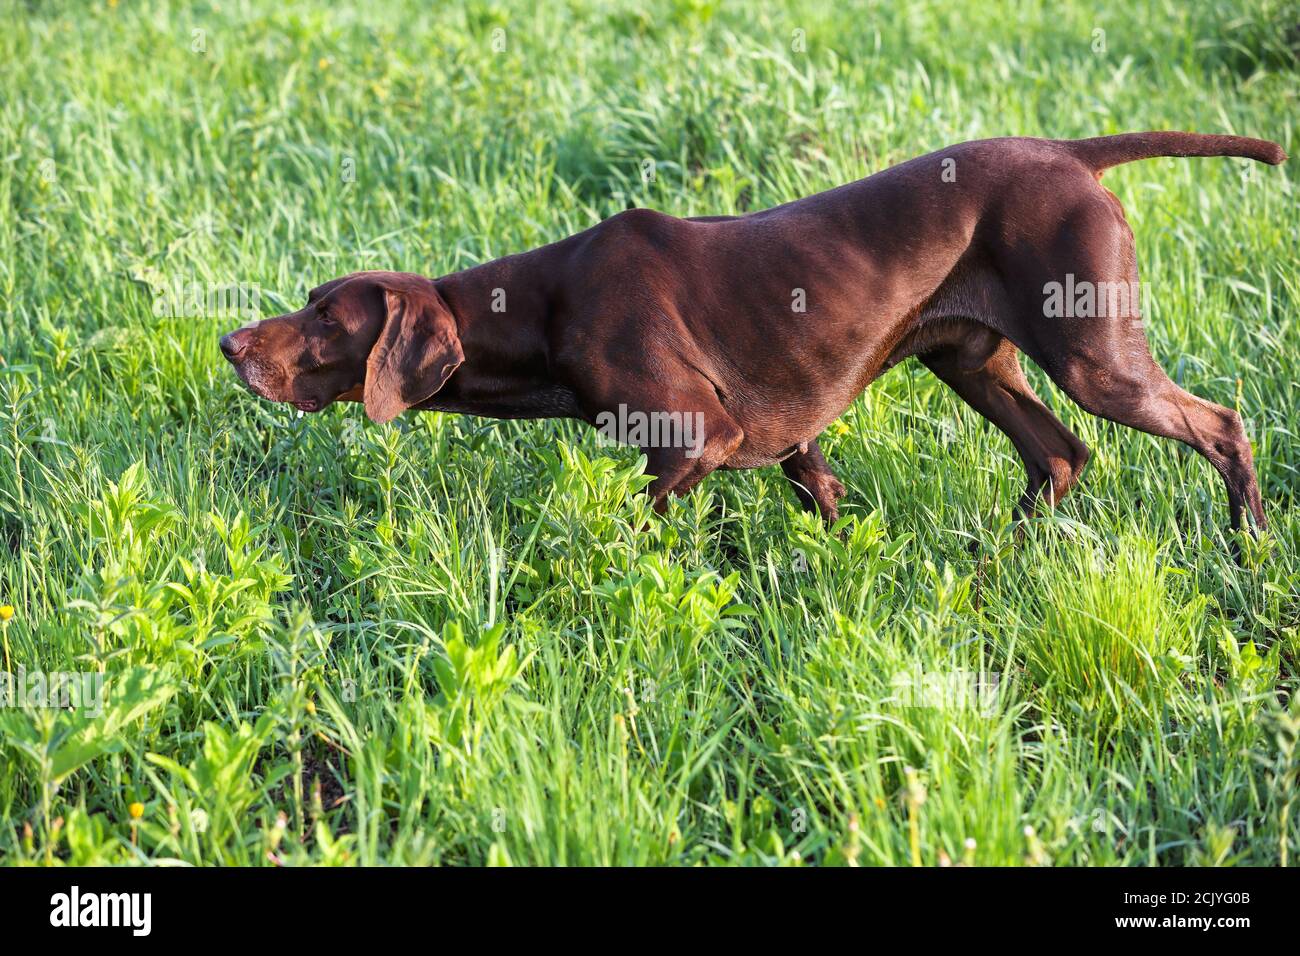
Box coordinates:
[0,0,1297,866]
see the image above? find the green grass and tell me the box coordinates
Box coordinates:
[0,0,1297,866]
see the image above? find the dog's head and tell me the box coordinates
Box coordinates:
[220,271,463,423]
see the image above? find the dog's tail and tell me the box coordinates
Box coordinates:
[1063,131,1287,174]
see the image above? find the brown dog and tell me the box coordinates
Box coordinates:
[221,131,1285,531]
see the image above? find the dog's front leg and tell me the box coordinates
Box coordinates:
[780,438,846,523]
[589,379,744,515]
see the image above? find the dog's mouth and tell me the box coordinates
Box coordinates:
[230,359,314,411]
[229,357,346,415]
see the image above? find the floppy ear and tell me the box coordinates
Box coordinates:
[364,283,464,424]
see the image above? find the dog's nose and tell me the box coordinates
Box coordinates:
[220,329,251,362]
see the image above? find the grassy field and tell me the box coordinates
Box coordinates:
[0,0,1297,866]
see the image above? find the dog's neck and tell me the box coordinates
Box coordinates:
[435,246,555,361]
[418,247,580,419]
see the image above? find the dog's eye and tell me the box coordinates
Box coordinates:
[318,310,337,328]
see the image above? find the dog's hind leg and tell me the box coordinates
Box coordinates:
[922,336,1091,518]
[780,438,846,522]
[1046,346,1265,533]
[1000,195,1266,535]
